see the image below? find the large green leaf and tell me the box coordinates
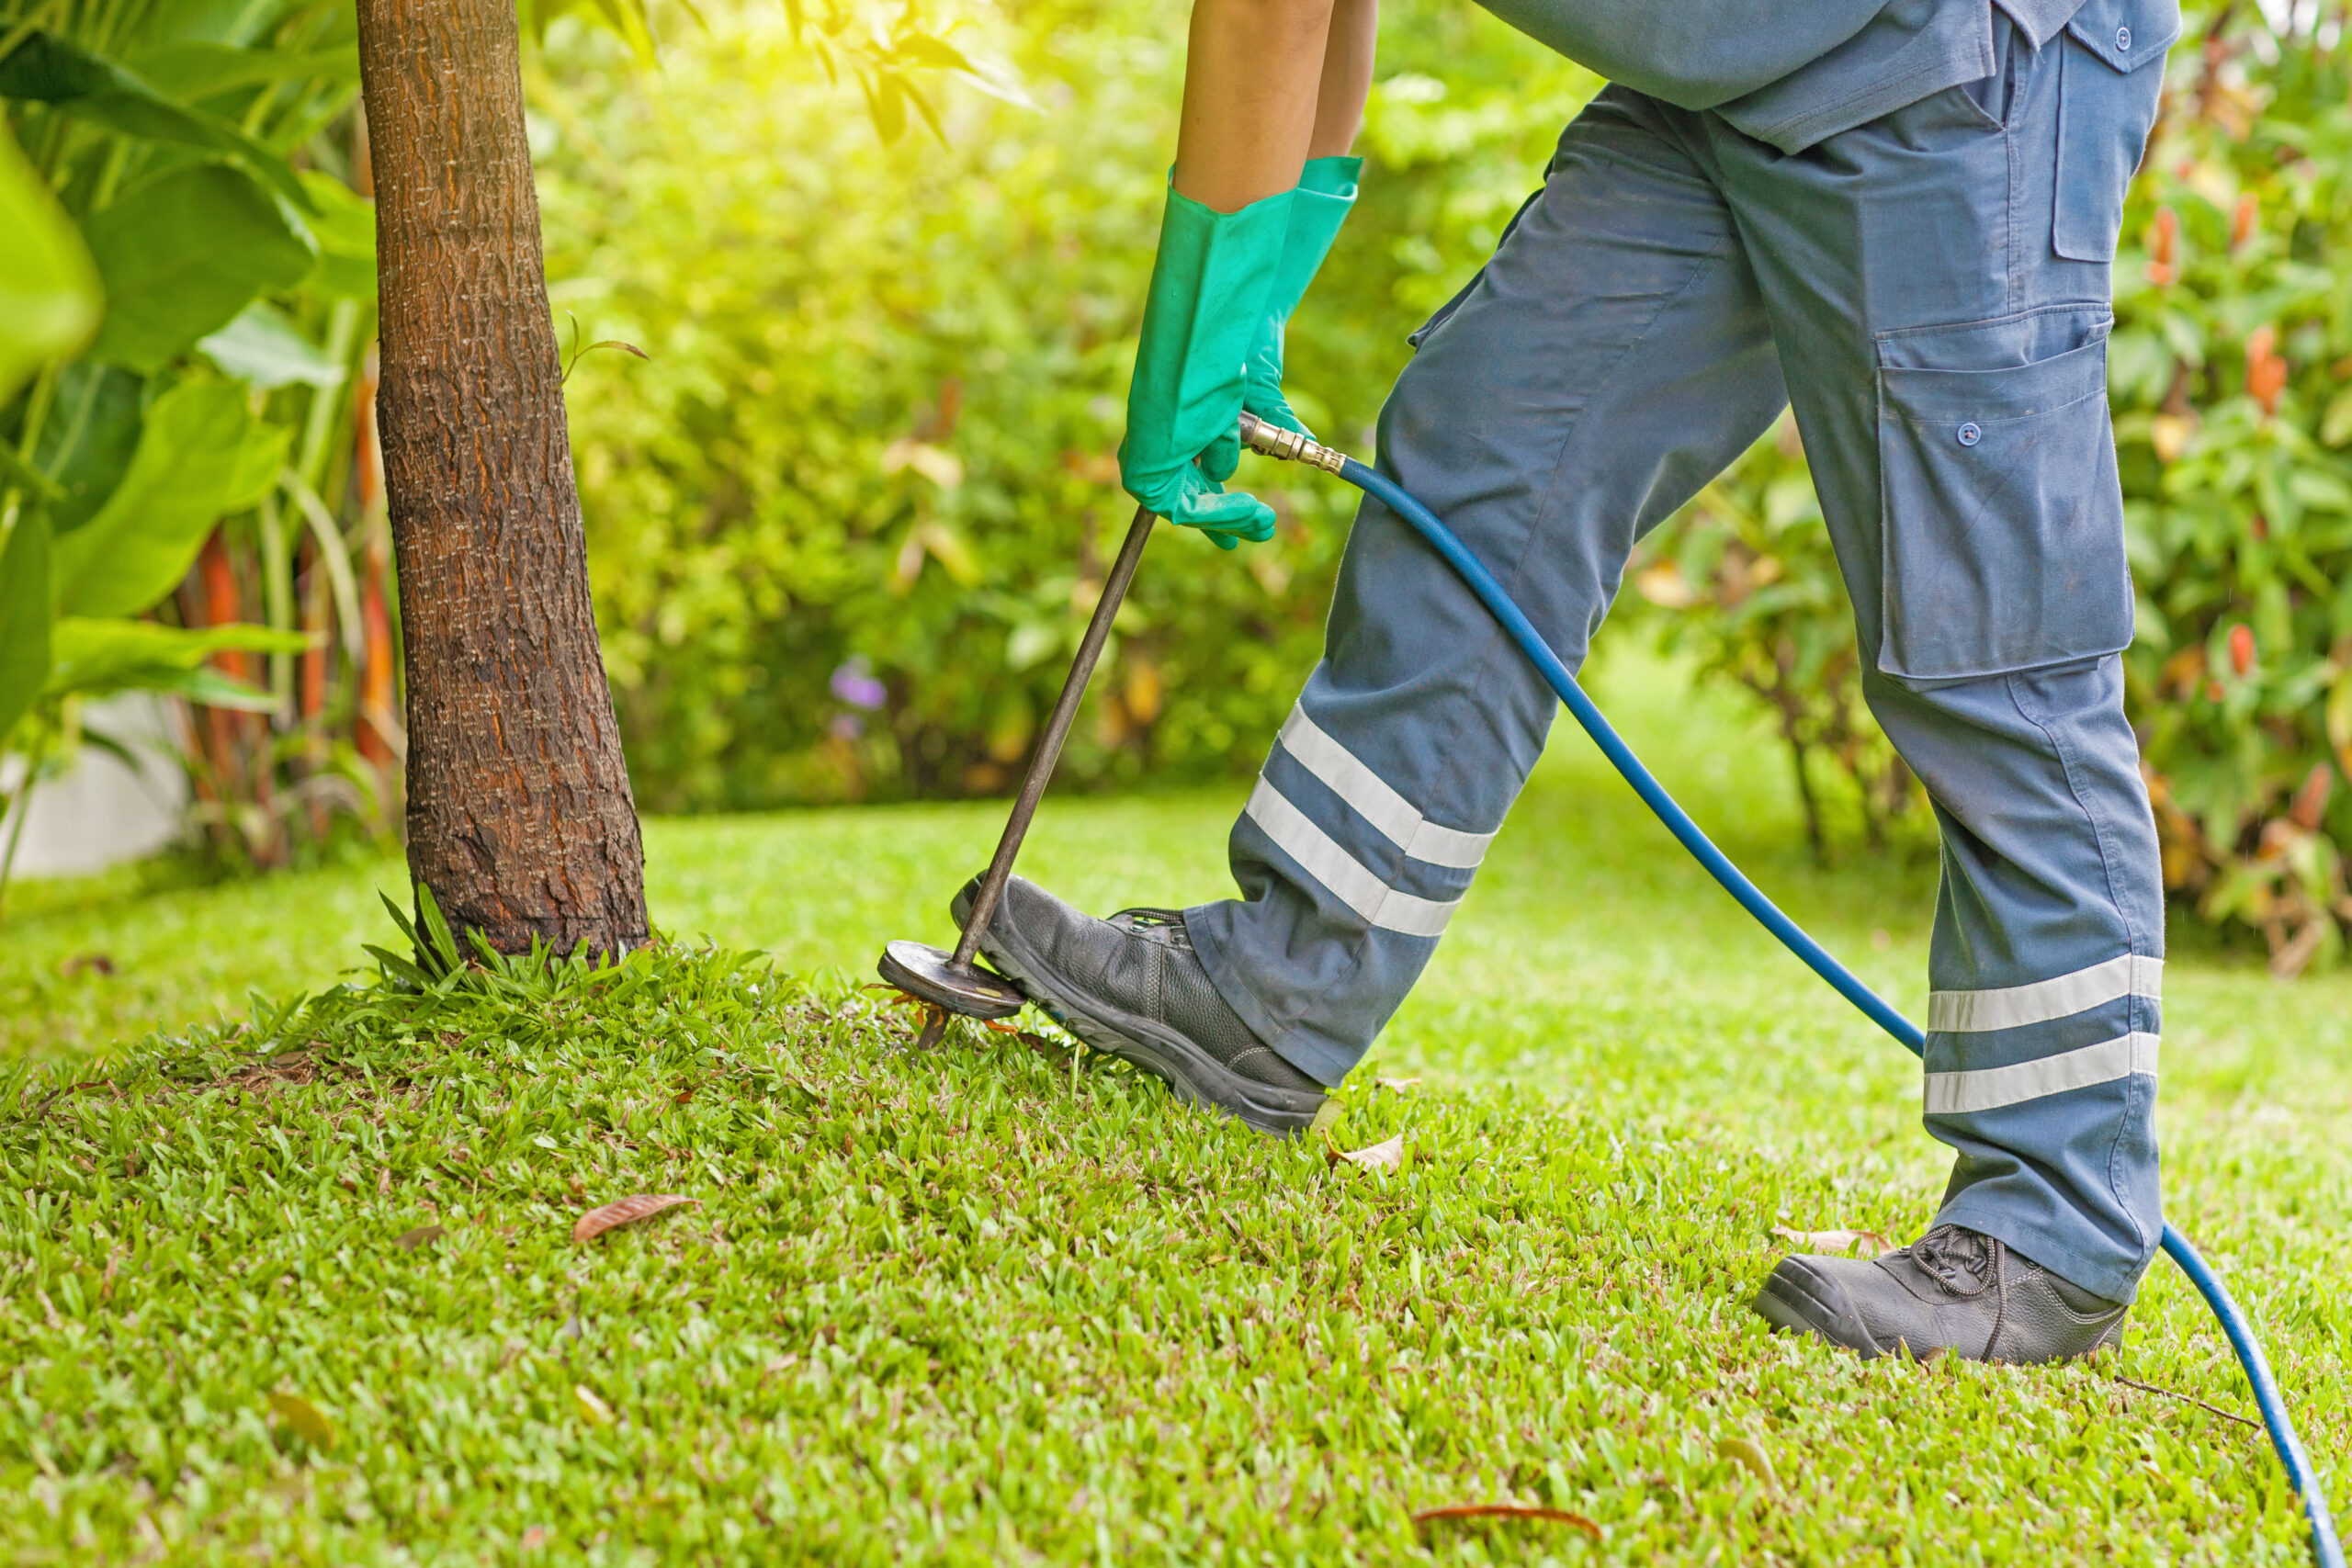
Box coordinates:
[0,517,55,749]
[0,30,313,210]
[0,119,101,406]
[296,171,377,301]
[45,616,307,707]
[83,163,316,373]
[199,301,345,389]
[29,363,144,536]
[51,379,289,618]
[122,42,359,101]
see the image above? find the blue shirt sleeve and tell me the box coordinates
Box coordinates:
[1468,0,1898,109]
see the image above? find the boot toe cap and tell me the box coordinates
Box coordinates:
[1753,1254,1889,1358]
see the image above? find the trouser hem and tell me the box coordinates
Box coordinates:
[1931,1190,2154,1304]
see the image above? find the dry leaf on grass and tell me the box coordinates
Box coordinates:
[983,1020,1070,1059]
[573,1385,615,1426]
[1770,1224,1891,1257]
[393,1224,446,1252]
[266,1392,336,1450]
[1412,1503,1601,1539]
[1374,1077,1420,1094]
[1323,1131,1408,1171]
[520,1525,551,1550]
[1716,1434,1779,1491]
[572,1193,696,1244]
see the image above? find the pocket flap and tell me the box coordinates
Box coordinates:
[1880,333,2110,428]
[2065,0,2181,73]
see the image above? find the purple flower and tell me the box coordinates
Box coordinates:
[830,660,888,712]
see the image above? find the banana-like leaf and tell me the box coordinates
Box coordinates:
[84,164,317,373]
[0,119,101,407]
[200,301,345,389]
[122,42,359,101]
[295,171,376,301]
[45,617,310,706]
[0,516,54,749]
[28,364,143,536]
[0,31,313,210]
[52,380,289,618]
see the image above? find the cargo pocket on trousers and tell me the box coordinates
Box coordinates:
[2052,0,2177,262]
[1876,330,2134,682]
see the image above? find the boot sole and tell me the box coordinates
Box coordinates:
[953,887,1326,1137]
[1754,1257,2130,1364]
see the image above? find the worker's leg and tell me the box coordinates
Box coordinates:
[1185,88,1788,1086]
[1710,16,2167,1302]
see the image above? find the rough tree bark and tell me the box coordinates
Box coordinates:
[353,0,648,955]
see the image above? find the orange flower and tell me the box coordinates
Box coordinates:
[2147,206,2178,286]
[2229,622,2256,677]
[2245,325,2288,415]
[2231,192,2259,250]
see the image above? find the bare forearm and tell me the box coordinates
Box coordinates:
[1175,0,1374,212]
[1310,0,1376,158]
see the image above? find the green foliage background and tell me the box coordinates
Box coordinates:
[0,0,380,891]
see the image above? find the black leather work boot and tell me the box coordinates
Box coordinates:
[1752,1224,2129,1364]
[950,874,1327,1134]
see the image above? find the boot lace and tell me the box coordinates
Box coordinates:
[1906,1225,2012,1360]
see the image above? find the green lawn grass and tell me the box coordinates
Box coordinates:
[3,652,2345,1563]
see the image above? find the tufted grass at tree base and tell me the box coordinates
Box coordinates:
[1,934,2342,1563]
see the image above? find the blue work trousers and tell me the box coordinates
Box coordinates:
[1186,18,2169,1301]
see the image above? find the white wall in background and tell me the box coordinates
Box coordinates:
[0,694,187,878]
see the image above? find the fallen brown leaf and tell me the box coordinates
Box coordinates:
[1323,1131,1407,1171]
[266,1392,336,1450]
[61,953,115,977]
[1770,1224,1892,1257]
[1374,1077,1421,1094]
[393,1224,446,1252]
[573,1192,696,1244]
[983,1020,1070,1059]
[1412,1504,1600,1539]
[520,1525,551,1551]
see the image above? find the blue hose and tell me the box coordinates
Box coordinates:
[1330,452,2343,1568]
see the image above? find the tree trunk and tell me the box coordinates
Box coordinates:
[354,0,647,956]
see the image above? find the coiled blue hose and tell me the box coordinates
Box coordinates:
[1318,446,2341,1567]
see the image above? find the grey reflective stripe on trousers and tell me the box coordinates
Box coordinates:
[1186,17,2171,1303]
[1234,702,1498,941]
[1925,952,2163,1112]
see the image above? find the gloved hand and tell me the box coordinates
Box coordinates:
[1120,182,1294,549]
[1244,155,1362,438]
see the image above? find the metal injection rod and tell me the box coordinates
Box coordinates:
[881,502,1156,1050]
[954,502,1156,969]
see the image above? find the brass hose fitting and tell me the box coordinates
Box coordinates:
[1237,410,1349,475]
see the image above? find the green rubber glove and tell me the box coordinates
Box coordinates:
[1244,155,1362,438]
[1120,182,1295,549]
